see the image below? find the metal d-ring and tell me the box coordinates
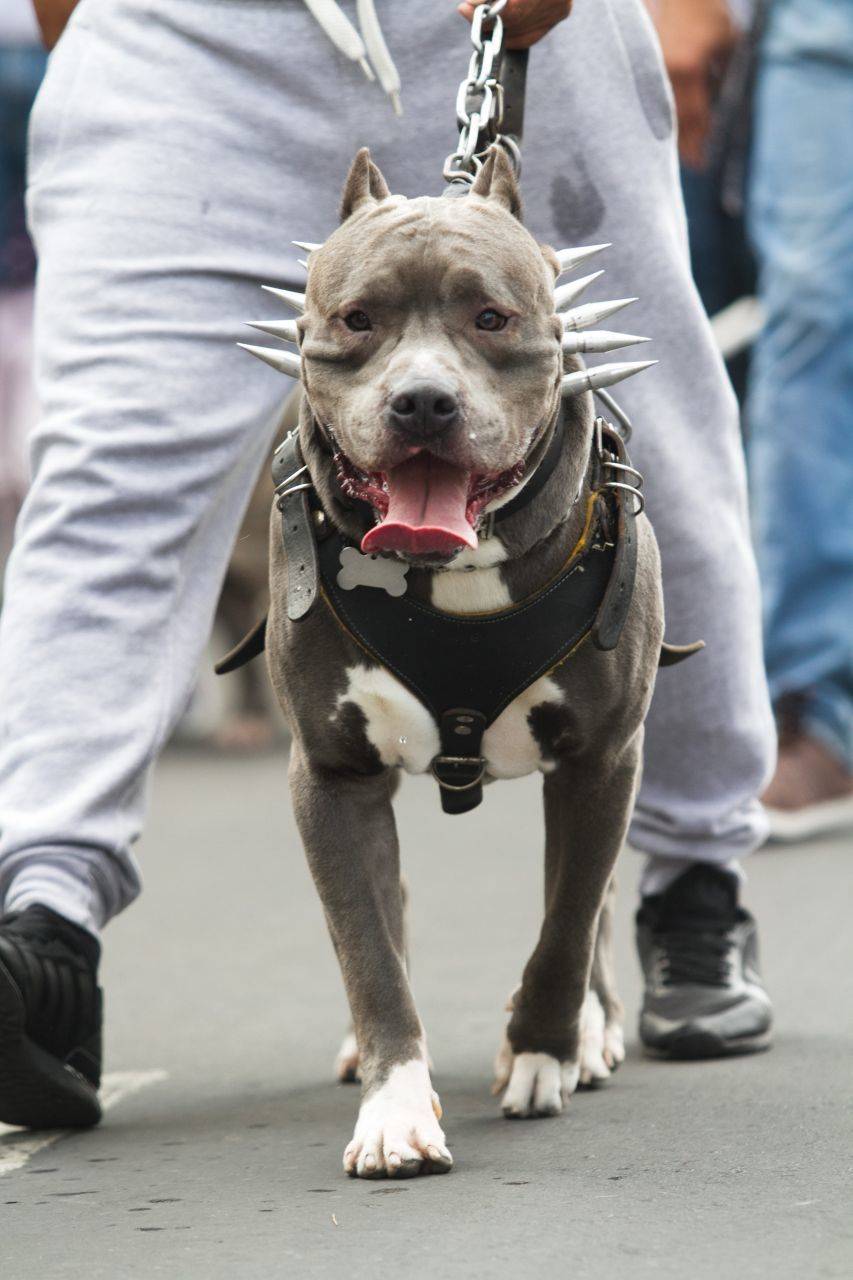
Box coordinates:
[594,417,645,516]
[430,756,487,791]
[274,462,312,510]
[604,481,645,516]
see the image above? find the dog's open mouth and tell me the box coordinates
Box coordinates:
[333,449,525,557]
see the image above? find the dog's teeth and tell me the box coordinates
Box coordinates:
[553,270,605,312]
[562,297,638,331]
[292,240,321,253]
[261,285,306,313]
[561,359,657,396]
[555,243,611,276]
[561,330,650,355]
[237,342,302,379]
[246,318,300,343]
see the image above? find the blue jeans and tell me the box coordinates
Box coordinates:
[0,45,46,287]
[747,0,853,767]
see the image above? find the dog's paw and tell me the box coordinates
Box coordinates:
[500,1051,580,1119]
[579,990,612,1088]
[334,1031,361,1084]
[343,1058,453,1179]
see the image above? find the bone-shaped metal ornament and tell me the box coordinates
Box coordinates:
[337,546,409,597]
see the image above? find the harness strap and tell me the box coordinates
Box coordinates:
[432,709,488,815]
[592,426,639,650]
[272,432,320,621]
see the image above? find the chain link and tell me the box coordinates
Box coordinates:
[443,0,518,185]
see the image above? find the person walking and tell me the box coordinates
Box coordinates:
[746,0,853,840]
[0,0,775,1128]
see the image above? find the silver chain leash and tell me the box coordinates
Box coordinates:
[443,0,521,185]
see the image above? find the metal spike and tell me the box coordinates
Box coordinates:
[297,259,309,272]
[246,318,300,343]
[292,241,321,253]
[554,270,605,312]
[555,243,611,276]
[561,330,650,355]
[237,343,302,379]
[562,297,638,332]
[260,285,306,313]
[561,360,657,397]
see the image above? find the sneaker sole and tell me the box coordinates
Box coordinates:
[642,1026,773,1061]
[0,958,101,1129]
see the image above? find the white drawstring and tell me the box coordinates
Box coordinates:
[301,0,375,81]
[302,0,402,115]
[356,0,402,116]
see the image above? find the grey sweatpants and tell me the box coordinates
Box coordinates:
[0,0,775,933]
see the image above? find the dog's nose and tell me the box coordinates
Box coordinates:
[387,383,460,439]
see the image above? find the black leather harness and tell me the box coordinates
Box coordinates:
[215,412,670,815]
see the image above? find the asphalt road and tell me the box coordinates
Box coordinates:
[2,748,851,1279]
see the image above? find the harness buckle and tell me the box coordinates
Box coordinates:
[430,754,487,792]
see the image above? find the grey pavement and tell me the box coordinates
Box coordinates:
[2,748,851,1278]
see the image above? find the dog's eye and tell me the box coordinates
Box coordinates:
[344,310,372,332]
[476,309,508,332]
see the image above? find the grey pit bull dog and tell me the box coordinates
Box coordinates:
[230,146,698,1179]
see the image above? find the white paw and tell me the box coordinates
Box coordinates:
[500,1051,579,1119]
[603,1022,625,1070]
[334,1030,361,1083]
[343,1057,453,1179]
[579,990,611,1087]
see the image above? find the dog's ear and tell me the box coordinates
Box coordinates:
[470,146,522,220]
[340,147,391,221]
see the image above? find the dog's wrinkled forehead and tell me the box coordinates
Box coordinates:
[306,149,556,319]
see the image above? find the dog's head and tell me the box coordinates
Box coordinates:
[299,147,564,563]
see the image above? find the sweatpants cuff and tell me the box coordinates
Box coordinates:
[2,861,109,937]
[638,854,745,898]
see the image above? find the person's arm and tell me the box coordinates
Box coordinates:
[32,0,79,48]
[457,0,573,51]
[645,0,739,169]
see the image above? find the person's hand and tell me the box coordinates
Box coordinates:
[646,0,739,169]
[32,0,79,48]
[457,0,573,51]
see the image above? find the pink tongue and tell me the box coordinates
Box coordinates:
[361,454,477,556]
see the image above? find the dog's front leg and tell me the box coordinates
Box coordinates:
[289,744,452,1178]
[500,734,642,1118]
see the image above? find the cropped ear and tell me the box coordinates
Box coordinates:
[470,145,522,220]
[339,147,392,221]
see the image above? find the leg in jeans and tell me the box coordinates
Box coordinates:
[747,0,853,782]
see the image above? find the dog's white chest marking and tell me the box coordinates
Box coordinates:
[482,676,564,778]
[337,665,439,773]
[337,665,563,778]
[430,537,511,613]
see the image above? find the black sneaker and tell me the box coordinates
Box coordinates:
[636,865,772,1059]
[0,905,102,1128]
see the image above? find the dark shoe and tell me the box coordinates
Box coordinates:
[0,905,102,1128]
[636,865,772,1059]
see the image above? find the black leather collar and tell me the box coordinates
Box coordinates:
[491,415,565,527]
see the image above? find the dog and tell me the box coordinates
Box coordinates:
[225,145,699,1179]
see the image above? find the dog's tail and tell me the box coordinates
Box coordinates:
[659,639,705,667]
